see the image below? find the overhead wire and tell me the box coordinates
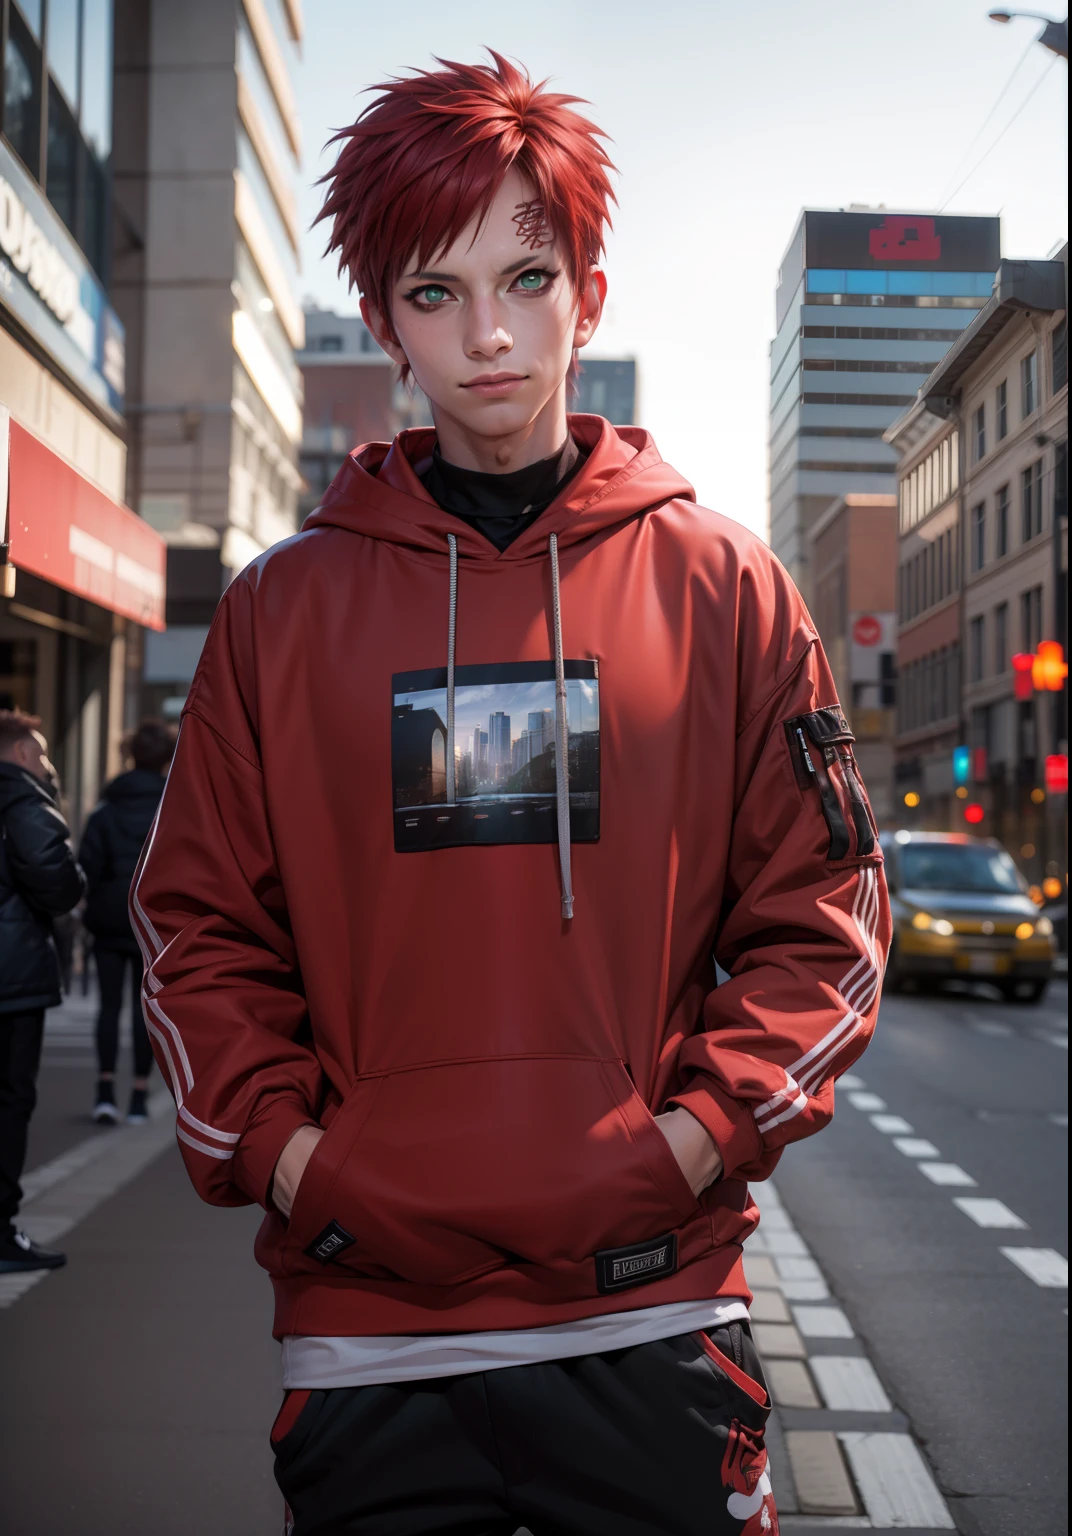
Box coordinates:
[939,54,1060,211]
[935,35,1045,208]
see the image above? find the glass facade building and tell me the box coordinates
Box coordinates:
[769,209,1000,604]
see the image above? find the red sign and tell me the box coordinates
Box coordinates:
[964,803,985,825]
[868,215,942,262]
[6,420,166,630]
[852,614,882,647]
[1045,755,1069,794]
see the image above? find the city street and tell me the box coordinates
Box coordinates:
[0,977,1066,1536]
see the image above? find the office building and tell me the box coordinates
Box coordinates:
[888,253,1067,882]
[573,357,636,423]
[807,494,898,822]
[298,305,431,518]
[111,0,303,716]
[2,0,166,836]
[769,208,1000,604]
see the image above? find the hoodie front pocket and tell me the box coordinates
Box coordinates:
[287,1055,699,1287]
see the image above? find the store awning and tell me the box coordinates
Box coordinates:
[4,419,166,630]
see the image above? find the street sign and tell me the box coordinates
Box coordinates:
[852,614,882,646]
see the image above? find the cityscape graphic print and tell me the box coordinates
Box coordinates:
[391,660,600,851]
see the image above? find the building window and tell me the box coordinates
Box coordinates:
[996,379,1008,440]
[972,405,985,463]
[1021,351,1037,417]
[995,483,1010,557]
[994,603,1008,675]
[1021,459,1043,541]
[2,5,43,176]
[970,502,986,572]
[970,616,985,683]
[1053,319,1067,394]
[1020,585,1043,652]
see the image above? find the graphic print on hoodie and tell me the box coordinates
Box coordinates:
[131,414,890,1342]
[392,661,599,851]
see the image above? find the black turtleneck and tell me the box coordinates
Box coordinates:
[420,437,586,552]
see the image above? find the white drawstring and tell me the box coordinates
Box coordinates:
[446,533,457,805]
[549,532,574,920]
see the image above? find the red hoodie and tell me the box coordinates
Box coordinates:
[132,416,889,1340]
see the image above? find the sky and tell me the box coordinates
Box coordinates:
[293,0,1068,541]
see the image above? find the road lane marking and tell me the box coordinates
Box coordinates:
[810,1356,892,1412]
[919,1162,977,1187]
[847,1092,887,1112]
[839,1432,955,1529]
[836,1074,867,1091]
[999,1247,1068,1287]
[893,1137,941,1158]
[792,1304,855,1339]
[954,1198,1028,1229]
[870,1113,914,1134]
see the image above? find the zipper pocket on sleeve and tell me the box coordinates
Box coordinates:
[785,708,874,861]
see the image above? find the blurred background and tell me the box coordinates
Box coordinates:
[0,3,1067,1533]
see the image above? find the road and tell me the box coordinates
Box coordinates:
[0,978,1066,1533]
[773,977,1068,1536]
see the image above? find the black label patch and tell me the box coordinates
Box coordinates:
[392,660,600,852]
[304,1220,356,1264]
[595,1232,678,1294]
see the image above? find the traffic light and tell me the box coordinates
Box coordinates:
[1012,653,1035,700]
[964,803,984,825]
[953,745,970,785]
[1033,642,1068,691]
[1045,754,1069,794]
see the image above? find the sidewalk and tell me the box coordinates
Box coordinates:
[0,997,957,1534]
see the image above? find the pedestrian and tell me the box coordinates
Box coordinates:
[0,710,85,1274]
[132,55,890,1535]
[80,719,175,1126]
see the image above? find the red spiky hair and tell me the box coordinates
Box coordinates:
[317,51,616,341]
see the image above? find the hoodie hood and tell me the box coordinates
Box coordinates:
[303,415,695,560]
[0,760,57,814]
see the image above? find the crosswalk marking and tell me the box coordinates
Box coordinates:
[810,1356,892,1413]
[893,1137,940,1158]
[919,1162,976,1187]
[953,1197,1028,1229]
[847,1091,887,1112]
[839,1432,955,1529]
[835,1074,866,1091]
[999,1247,1068,1287]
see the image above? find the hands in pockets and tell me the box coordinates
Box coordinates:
[284,1055,701,1286]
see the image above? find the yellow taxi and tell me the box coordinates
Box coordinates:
[880,830,1055,1004]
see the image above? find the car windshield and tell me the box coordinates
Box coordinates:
[900,844,1025,894]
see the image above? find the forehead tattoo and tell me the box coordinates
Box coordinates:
[511,200,553,251]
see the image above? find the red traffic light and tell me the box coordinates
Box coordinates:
[1012,652,1035,700]
[964,803,985,824]
[1045,754,1069,794]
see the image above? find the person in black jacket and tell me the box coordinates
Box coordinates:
[80,720,175,1125]
[0,710,85,1273]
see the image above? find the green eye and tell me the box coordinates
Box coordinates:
[517,271,545,290]
[422,285,448,304]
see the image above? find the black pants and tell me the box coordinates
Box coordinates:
[94,948,153,1079]
[0,1009,45,1234]
[272,1324,778,1536]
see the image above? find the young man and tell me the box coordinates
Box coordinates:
[0,711,85,1273]
[80,720,176,1125]
[134,55,889,1534]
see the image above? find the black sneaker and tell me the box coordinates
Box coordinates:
[0,1229,67,1273]
[93,1079,119,1125]
[126,1087,149,1125]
